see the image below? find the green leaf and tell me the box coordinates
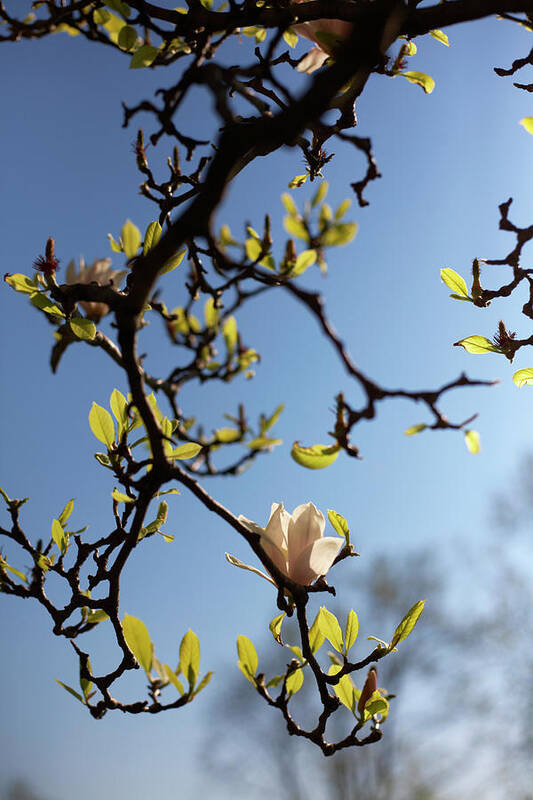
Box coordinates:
[260,404,284,434]
[236,634,258,683]
[107,233,122,252]
[281,193,298,216]
[86,609,109,624]
[112,488,135,504]
[520,117,533,135]
[164,664,185,695]
[58,498,74,527]
[192,670,213,698]
[121,219,141,258]
[288,174,308,188]
[454,336,502,354]
[311,181,328,207]
[269,612,285,645]
[327,509,350,543]
[170,442,202,460]
[55,680,85,704]
[285,667,304,696]
[110,389,128,437]
[400,71,435,94]
[282,28,298,48]
[513,368,533,387]
[291,441,341,470]
[335,199,352,220]
[89,402,115,448]
[129,44,158,69]
[160,249,186,275]
[0,556,27,584]
[106,0,130,17]
[204,297,219,328]
[247,435,282,451]
[329,665,356,712]
[284,216,309,241]
[219,224,237,247]
[70,317,96,341]
[440,268,470,299]
[51,518,68,554]
[30,293,65,318]
[430,29,449,46]
[94,452,113,468]
[118,24,137,50]
[322,222,357,247]
[390,600,425,649]
[464,429,481,454]
[291,249,317,276]
[317,607,343,652]
[404,39,417,56]
[4,273,38,294]
[215,427,241,443]
[404,423,427,436]
[308,610,325,654]
[364,691,389,720]
[143,221,162,254]
[222,316,238,355]
[122,613,153,673]
[345,610,359,654]
[245,237,262,262]
[0,487,11,504]
[179,629,201,688]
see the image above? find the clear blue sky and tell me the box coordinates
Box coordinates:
[1,7,532,799]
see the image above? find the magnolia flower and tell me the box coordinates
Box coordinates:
[65,257,126,322]
[226,502,344,587]
[293,1,353,74]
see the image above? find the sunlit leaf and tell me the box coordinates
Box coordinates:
[321,222,357,246]
[400,71,435,94]
[285,667,304,696]
[58,498,74,527]
[290,249,317,276]
[308,611,325,653]
[247,435,282,451]
[121,219,141,258]
[291,441,341,469]
[170,442,202,460]
[89,402,115,448]
[123,613,153,673]
[327,509,349,542]
[513,368,533,387]
[143,221,162,254]
[284,216,309,241]
[519,117,533,135]
[237,634,258,682]
[390,600,425,648]
[164,664,185,695]
[70,317,96,341]
[288,174,308,188]
[317,606,343,652]
[440,268,470,299]
[30,293,65,318]
[51,518,68,554]
[112,488,135,504]
[160,249,186,275]
[454,335,502,354]
[430,29,450,45]
[329,664,356,712]
[404,423,427,436]
[345,610,359,654]
[130,44,158,69]
[179,629,201,687]
[269,612,285,645]
[55,680,85,704]
[464,429,481,454]
[4,273,37,294]
[223,316,238,354]
[282,28,298,48]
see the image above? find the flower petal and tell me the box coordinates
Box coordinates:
[287,502,325,564]
[296,47,330,74]
[237,514,265,538]
[264,503,290,551]
[288,536,343,586]
[225,552,276,586]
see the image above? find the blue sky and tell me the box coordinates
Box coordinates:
[1,8,532,799]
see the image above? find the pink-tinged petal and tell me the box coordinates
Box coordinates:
[264,503,290,551]
[237,514,265,538]
[259,535,289,578]
[287,502,325,563]
[296,46,329,74]
[288,536,343,586]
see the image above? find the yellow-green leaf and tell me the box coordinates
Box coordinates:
[464,429,481,454]
[281,193,298,215]
[215,427,241,443]
[311,181,328,207]
[170,442,202,460]
[110,389,128,436]
[430,29,449,46]
[58,498,74,527]
[118,24,137,51]
[51,518,68,554]
[401,71,435,94]
[179,629,201,687]
[454,335,502,354]
[285,667,304,696]
[237,634,258,682]
[143,221,162,254]
[288,174,308,188]
[247,436,282,451]
[222,316,238,354]
[317,606,343,652]
[404,423,427,436]
[4,273,37,294]
[283,28,298,48]
[327,509,349,540]
[345,610,359,654]
[245,236,262,262]
[284,216,309,241]
[519,117,533,135]
[89,402,115,448]
[130,44,158,69]
[123,613,152,673]
[164,664,185,695]
[160,249,186,275]
[112,488,135,504]
[30,293,65,317]
[322,222,357,247]
[513,368,533,387]
[121,220,141,258]
[291,249,317,276]
[70,317,96,341]
[390,600,425,648]
[329,664,356,712]
[440,268,469,298]
[204,297,219,328]
[269,612,285,645]
[308,610,325,653]
[291,441,341,469]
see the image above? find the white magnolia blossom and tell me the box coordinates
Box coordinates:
[65,257,126,322]
[227,502,344,587]
[293,1,353,74]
